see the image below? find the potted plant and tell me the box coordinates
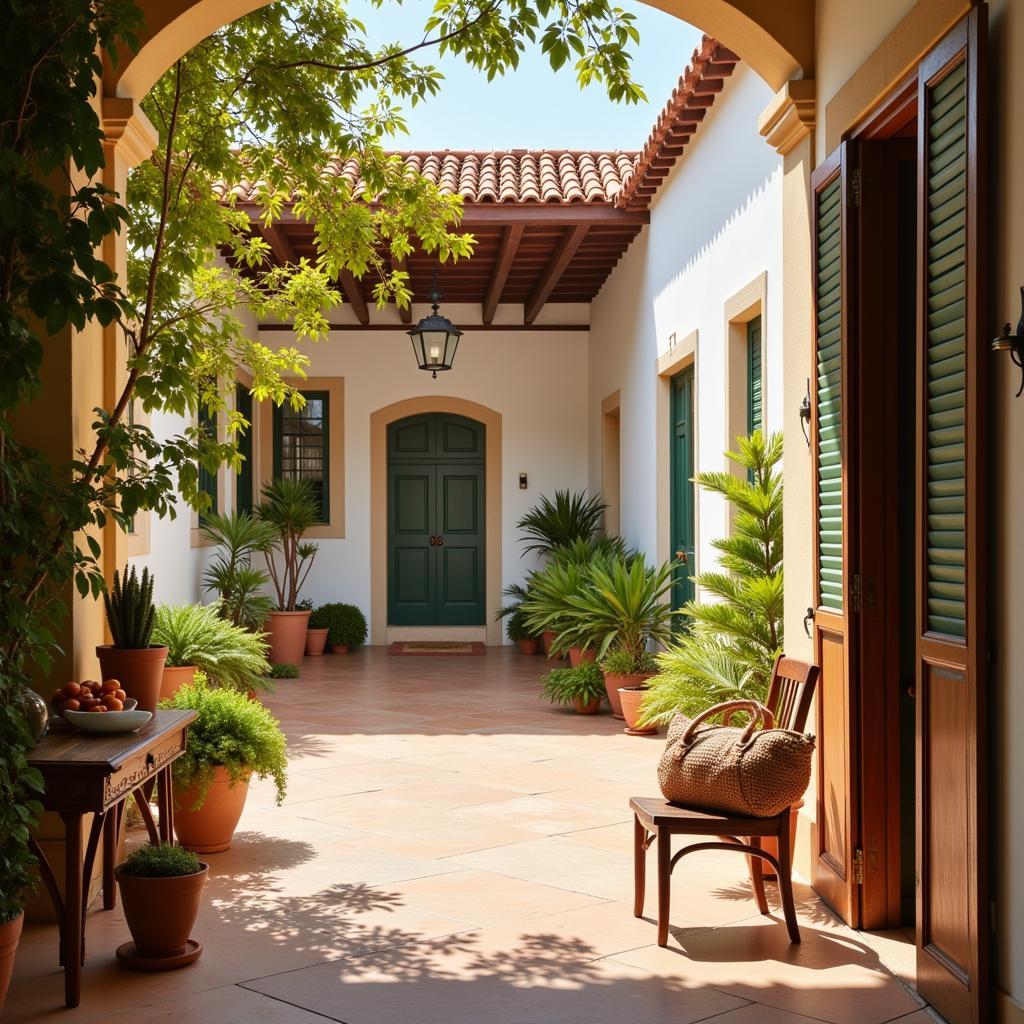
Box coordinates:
[309,602,367,653]
[114,842,208,969]
[558,556,676,720]
[200,512,278,629]
[163,674,287,852]
[515,490,607,557]
[602,647,659,732]
[520,559,588,663]
[96,566,168,712]
[152,603,273,699]
[505,608,539,655]
[256,479,320,665]
[541,664,607,714]
[300,599,328,655]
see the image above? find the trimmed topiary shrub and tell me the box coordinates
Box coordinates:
[309,603,367,649]
[118,842,202,878]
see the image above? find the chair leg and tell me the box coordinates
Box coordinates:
[777,813,801,943]
[748,837,769,915]
[633,815,646,918]
[657,828,671,947]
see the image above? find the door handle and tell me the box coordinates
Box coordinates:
[436,536,444,547]
[429,536,437,547]
[675,550,688,564]
[803,606,815,638]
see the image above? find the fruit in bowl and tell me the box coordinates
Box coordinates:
[51,679,131,715]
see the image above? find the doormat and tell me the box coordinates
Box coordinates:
[387,641,486,656]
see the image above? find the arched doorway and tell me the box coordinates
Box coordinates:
[370,397,502,647]
[386,412,486,630]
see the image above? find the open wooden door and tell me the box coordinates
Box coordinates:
[810,145,861,928]
[914,10,988,1022]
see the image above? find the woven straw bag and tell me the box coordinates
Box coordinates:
[657,699,815,818]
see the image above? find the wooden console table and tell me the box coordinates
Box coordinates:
[26,710,197,1008]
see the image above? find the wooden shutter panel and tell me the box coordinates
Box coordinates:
[915,9,988,1023]
[810,146,860,927]
[747,316,763,434]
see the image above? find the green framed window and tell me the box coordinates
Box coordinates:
[235,382,254,516]
[747,315,763,435]
[273,390,329,522]
[198,404,218,523]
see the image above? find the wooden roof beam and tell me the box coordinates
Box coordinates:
[483,223,524,324]
[338,269,369,324]
[524,224,588,324]
[252,221,297,265]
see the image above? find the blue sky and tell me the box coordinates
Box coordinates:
[352,1,703,151]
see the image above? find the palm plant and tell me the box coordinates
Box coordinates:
[256,479,320,611]
[516,490,607,557]
[639,430,784,727]
[558,556,677,670]
[152,603,273,693]
[200,512,278,628]
[520,559,591,653]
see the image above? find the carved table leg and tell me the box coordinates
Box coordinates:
[103,804,120,910]
[61,812,83,1008]
[157,766,175,844]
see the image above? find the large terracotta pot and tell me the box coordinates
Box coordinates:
[174,767,251,853]
[573,695,602,715]
[264,610,310,665]
[568,647,596,668]
[618,686,657,735]
[0,912,23,1016]
[602,671,654,719]
[305,628,328,656]
[160,665,197,701]
[115,862,208,959]
[542,630,561,660]
[96,645,168,713]
[517,638,540,656]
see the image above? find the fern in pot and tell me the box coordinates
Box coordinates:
[541,663,607,715]
[162,674,287,853]
[96,566,167,712]
[152,603,273,700]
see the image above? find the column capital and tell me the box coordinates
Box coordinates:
[101,97,158,170]
[758,79,816,157]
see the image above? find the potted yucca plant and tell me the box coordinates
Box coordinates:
[256,479,320,665]
[96,566,168,712]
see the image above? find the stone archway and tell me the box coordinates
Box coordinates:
[107,0,814,104]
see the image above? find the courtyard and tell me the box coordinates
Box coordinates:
[9,649,925,1023]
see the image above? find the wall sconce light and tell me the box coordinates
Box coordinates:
[798,378,812,447]
[992,286,1024,397]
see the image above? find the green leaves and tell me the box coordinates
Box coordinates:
[516,490,607,557]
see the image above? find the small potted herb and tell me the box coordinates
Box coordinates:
[309,602,367,653]
[299,599,328,655]
[162,674,287,853]
[541,664,607,714]
[505,608,539,655]
[97,566,168,712]
[114,843,207,968]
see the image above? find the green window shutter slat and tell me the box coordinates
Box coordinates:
[198,404,217,524]
[235,382,254,516]
[747,316,763,438]
[924,61,968,638]
[815,174,844,612]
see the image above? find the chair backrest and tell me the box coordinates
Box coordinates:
[765,655,819,733]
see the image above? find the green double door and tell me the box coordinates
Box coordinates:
[387,413,486,626]
[670,367,696,611]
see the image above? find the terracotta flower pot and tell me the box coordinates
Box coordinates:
[160,665,197,701]
[517,637,540,656]
[115,862,208,959]
[568,647,596,668]
[618,685,657,735]
[305,628,329,656]
[330,643,349,654]
[542,630,562,660]
[264,610,311,666]
[96,645,168,713]
[0,911,23,1017]
[174,767,251,853]
[573,695,602,715]
[602,671,654,720]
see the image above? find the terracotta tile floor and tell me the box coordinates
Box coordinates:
[7,647,928,1023]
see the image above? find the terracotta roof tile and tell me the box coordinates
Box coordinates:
[616,35,739,208]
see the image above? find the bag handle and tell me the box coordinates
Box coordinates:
[680,700,775,748]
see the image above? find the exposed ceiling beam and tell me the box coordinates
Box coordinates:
[338,269,369,324]
[482,223,524,324]
[252,221,297,265]
[260,322,589,333]
[524,224,589,324]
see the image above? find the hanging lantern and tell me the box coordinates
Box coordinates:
[408,272,462,379]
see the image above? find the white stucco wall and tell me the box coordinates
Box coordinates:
[587,63,782,574]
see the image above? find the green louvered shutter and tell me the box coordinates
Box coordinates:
[198,404,217,523]
[747,315,763,435]
[923,60,967,638]
[815,174,844,613]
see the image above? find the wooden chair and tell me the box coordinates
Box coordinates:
[630,654,819,946]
